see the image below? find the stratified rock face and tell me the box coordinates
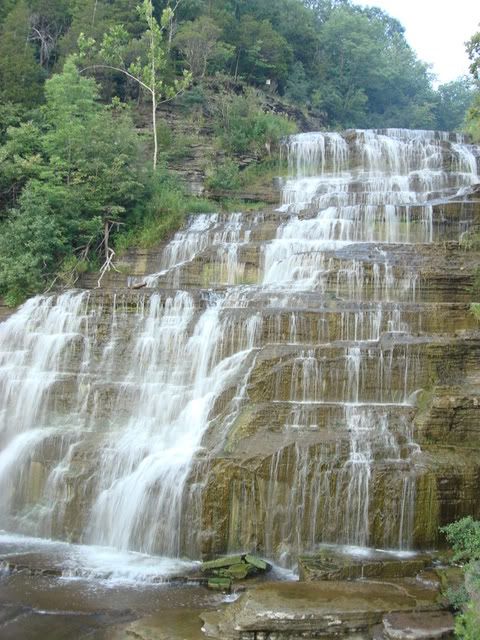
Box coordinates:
[0,129,479,565]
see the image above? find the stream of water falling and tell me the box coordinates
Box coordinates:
[0,129,478,573]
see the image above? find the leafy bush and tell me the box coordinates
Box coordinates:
[205,158,241,191]
[442,517,480,563]
[471,303,480,321]
[464,94,480,143]
[214,88,296,156]
[455,602,480,640]
[442,518,480,639]
[116,171,216,251]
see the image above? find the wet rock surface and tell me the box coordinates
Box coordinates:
[200,579,443,639]
[298,547,431,582]
[378,611,454,640]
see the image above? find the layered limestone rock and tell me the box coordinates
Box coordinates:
[0,129,479,571]
[200,580,449,639]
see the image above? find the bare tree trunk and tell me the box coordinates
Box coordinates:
[150,0,158,172]
[152,92,158,171]
[103,219,110,258]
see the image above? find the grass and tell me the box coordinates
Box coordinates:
[218,198,270,212]
[115,172,217,252]
[471,302,480,321]
[206,154,287,194]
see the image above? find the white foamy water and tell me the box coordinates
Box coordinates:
[0,531,196,585]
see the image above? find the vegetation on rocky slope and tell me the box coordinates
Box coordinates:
[442,518,480,638]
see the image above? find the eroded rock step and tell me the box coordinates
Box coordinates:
[200,580,452,639]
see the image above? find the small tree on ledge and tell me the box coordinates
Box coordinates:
[79,0,191,171]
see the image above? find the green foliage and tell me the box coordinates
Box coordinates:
[0,58,142,302]
[464,93,480,143]
[0,0,474,132]
[174,84,208,112]
[214,88,296,155]
[92,0,191,168]
[285,62,311,105]
[455,602,480,640]
[445,584,470,611]
[0,184,68,304]
[116,171,217,251]
[466,26,480,81]
[442,517,480,563]
[464,25,480,142]
[312,6,436,128]
[471,304,480,321]
[57,254,89,287]
[0,1,45,105]
[235,16,292,86]
[442,518,480,639]
[460,229,480,252]
[434,78,476,132]
[206,158,242,191]
[0,102,26,144]
[174,16,225,79]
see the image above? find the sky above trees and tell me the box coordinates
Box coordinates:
[356,0,475,83]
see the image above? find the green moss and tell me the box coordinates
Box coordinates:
[470,303,480,321]
[219,198,269,212]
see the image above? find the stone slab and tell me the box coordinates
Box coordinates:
[201,579,442,639]
[298,546,431,582]
[382,611,454,639]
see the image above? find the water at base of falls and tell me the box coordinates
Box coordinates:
[0,128,478,573]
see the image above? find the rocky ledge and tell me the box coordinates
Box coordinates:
[200,579,453,639]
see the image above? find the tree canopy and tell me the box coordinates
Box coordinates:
[0,0,478,303]
[0,0,472,130]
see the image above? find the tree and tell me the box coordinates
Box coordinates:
[81,0,191,170]
[312,5,436,128]
[463,26,480,142]
[235,16,292,87]
[442,518,480,639]
[28,0,73,70]
[0,1,45,105]
[285,61,311,104]
[466,24,480,80]
[434,78,475,132]
[42,59,142,274]
[0,58,142,302]
[174,16,222,78]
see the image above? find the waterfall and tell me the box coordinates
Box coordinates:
[0,129,478,568]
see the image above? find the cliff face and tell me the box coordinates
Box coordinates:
[0,129,479,568]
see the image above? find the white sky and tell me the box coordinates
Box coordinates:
[355,0,479,85]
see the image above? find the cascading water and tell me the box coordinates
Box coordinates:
[0,129,478,572]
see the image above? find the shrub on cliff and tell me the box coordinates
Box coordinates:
[0,60,142,303]
[442,517,480,639]
[213,88,296,157]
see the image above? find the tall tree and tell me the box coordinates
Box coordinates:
[434,78,475,132]
[0,58,142,302]
[466,24,480,80]
[0,1,45,105]
[82,0,191,169]
[464,25,480,141]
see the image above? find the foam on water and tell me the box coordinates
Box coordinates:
[0,531,197,585]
